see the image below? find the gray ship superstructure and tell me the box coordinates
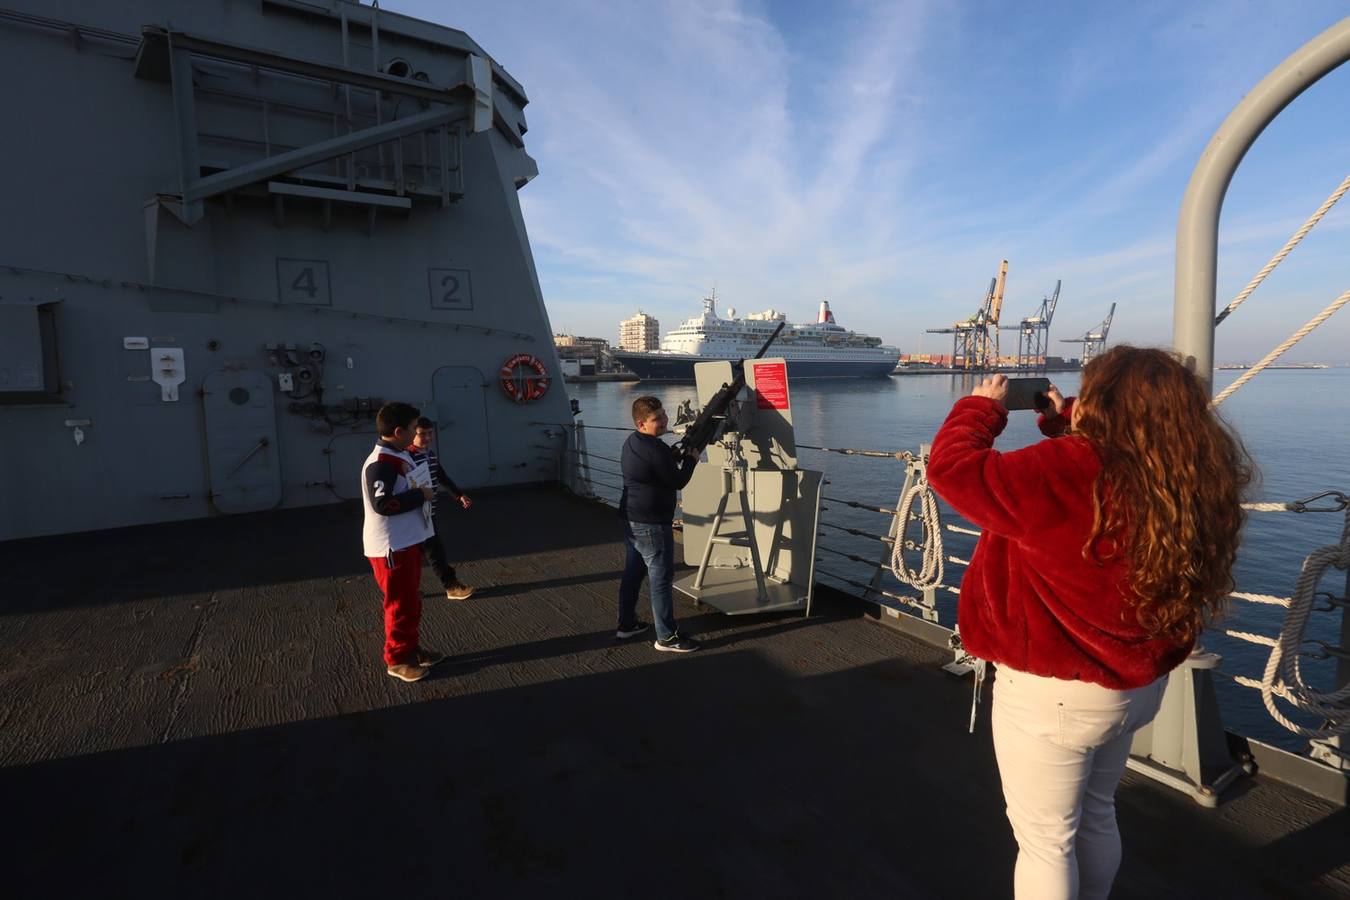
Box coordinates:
[0,0,571,541]
[612,297,900,380]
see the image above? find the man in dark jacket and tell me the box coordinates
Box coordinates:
[617,395,701,652]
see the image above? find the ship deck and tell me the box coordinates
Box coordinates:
[2,485,1346,898]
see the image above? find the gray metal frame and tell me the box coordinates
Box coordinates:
[134,25,486,224]
[1163,15,1350,802]
[675,358,821,616]
[1173,16,1350,386]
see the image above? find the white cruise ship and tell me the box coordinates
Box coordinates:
[612,296,900,380]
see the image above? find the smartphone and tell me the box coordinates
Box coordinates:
[1002,376,1051,411]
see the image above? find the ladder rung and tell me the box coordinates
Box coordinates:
[709,535,750,546]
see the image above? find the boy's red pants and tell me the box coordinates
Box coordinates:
[368,545,423,666]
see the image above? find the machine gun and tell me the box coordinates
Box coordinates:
[671,320,785,458]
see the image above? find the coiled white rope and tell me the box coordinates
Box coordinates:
[1215,174,1350,326]
[890,472,944,590]
[1212,285,1350,407]
[1260,509,1350,738]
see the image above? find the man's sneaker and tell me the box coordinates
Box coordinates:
[417,648,446,668]
[445,581,475,601]
[654,633,701,653]
[616,620,650,639]
[387,662,429,682]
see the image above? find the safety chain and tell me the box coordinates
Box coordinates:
[822,495,900,517]
[819,521,894,544]
[566,449,624,466]
[531,424,922,460]
[530,420,632,432]
[813,565,929,612]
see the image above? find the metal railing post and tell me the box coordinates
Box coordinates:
[1173,17,1350,389]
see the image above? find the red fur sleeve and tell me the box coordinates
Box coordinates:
[1037,397,1075,437]
[928,396,1093,540]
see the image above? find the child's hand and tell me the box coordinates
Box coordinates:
[459,495,473,510]
[420,486,435,501]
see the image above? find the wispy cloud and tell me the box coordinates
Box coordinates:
[397,0,1350,359]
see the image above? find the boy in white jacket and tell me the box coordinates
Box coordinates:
[360,402,441,682]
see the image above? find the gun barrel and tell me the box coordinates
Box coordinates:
[672,320,785,457]
[754,321,786,359]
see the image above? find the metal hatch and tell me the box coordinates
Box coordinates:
[202,368,282,513]
[431,365,490,485]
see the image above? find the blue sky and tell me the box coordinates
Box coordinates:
[394,0,1350,362]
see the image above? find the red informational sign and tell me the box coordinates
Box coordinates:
[753,362,789,410]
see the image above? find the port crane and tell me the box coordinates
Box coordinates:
[1003,279,1060,371]
[927,259,1009,371]
[1061,301,1115,365]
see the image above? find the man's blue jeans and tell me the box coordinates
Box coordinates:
[619,520,678,641]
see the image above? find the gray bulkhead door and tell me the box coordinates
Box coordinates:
[202,369,282,513]
[431,366,490,486]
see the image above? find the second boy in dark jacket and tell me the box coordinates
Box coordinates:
[409,417,476,601]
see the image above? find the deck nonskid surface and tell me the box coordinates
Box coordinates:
[0,486,1344,898]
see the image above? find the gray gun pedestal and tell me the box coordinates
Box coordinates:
[1126,649,1248,806]
[674,356,821,616]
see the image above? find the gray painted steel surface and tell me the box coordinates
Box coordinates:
[0,0,570,541]
[4,486,1345,896]
[202,368,282,514]
[1173,15,1350,386]
[676,357,821,615]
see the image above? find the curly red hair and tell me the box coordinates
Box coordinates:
[1073,346,1254,646]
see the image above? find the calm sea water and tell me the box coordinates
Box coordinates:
[565,369,1350,751]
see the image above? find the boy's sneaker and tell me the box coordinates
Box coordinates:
[387,662,429,682]
[654,633,701,653]
[445,581,475,601]
[417,648,446,668]
[615,620,650,639]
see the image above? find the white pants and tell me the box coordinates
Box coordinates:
[991,666,1166,900]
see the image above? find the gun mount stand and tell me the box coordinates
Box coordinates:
[675,357,822,616]
[690,440,770,605]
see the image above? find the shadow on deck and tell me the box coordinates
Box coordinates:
[0,485,1345,897]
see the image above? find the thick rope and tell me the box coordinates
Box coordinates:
[1215,174,1350,326]
[1259,509,1350,738]
[1215,670,1297,701]
[1230,591,1291,607]
[1212,286,1350,406]
[889,472,944,589]
[1221,629,1280,648]
[1241,502,1291,512]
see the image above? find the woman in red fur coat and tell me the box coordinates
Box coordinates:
[928,346,1251,900]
